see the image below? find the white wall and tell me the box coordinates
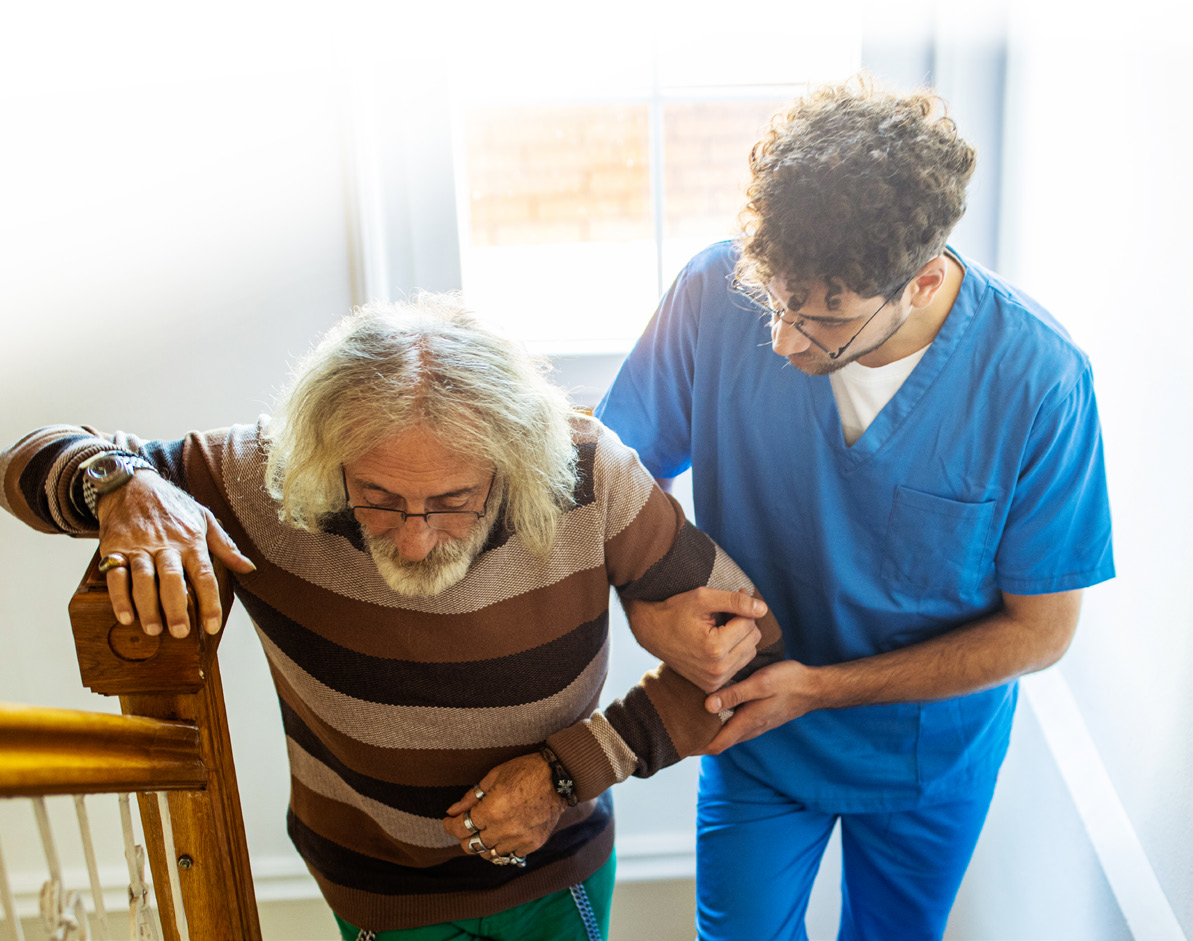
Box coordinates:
[994,2,1193,934]
[0,6,356,912]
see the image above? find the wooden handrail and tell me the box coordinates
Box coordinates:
[0,701,205,796]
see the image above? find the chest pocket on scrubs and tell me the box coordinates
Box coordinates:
[881,486,996,593]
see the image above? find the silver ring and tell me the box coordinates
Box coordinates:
[463,813,479,834]
[472,786,485,801]
[467,835,488,854]
[98,553,129,574]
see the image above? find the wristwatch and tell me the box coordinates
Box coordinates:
[78,451,157,518]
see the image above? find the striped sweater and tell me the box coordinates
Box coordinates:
[1,415,784,930]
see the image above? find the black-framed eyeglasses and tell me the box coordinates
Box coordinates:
[342,468,497,533]
[733,276,913,361]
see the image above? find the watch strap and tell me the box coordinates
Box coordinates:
[539,744,578,807]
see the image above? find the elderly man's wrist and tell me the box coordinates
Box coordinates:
[94,467,160,524]
[538,745,578,807]
[74,450,158,522]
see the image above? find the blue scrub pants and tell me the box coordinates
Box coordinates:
[696,755,995,941]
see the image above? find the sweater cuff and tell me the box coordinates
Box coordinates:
[545,723,622,805]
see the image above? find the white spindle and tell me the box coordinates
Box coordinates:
[32,798,63,888]
[118,795,157,941]
[32,797,92,941]
[0,827,27,941]
[73,796,110,941]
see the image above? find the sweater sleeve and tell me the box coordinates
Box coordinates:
[1,425,188,535]
[1,423,232,536]
[544,419,785,802]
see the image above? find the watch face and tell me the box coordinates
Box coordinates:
[88,456,121,480]
[84,454,133,492]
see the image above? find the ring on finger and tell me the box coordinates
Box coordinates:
[98,553,129,574]
[472,785,485,801]
[467,835,488,854]
[463,813,480,834]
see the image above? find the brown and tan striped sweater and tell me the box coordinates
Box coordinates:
[1,414,784,930]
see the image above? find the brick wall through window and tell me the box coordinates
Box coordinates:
[463,98,789,249]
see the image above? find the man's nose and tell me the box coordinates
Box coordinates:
[392,517,438,562]
[771,318,814,356]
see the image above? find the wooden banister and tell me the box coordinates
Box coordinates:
[63,550,262,941]
[0,702,204,796]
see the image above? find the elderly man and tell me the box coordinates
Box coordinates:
[0,294,781,941]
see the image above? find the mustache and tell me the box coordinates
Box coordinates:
[375,539,468,570]
[360,514,496,597]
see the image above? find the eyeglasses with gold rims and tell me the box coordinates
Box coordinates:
[342,468,497,533]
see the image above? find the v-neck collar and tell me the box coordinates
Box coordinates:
[806,248,985,470]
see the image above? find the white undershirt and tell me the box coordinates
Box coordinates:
[829,345,930,446]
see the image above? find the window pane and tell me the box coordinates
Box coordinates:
[459,103,656,352]
[464,104,651,247]
[451,13,862,354]
[660,98,792,285]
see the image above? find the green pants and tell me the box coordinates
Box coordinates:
[334,851,616,941]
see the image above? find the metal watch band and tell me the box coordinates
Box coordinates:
[80,452,156,518]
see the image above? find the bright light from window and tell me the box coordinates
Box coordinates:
[447,6,861,352]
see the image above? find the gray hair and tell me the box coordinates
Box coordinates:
[264,293,578,556]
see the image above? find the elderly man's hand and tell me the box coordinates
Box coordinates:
[97,471,256,637]
[623,588,767,693]
[443,753,568,861]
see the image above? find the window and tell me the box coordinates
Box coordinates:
[447,15,860,353]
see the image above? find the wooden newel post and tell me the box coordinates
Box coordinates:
[68,552,262,941]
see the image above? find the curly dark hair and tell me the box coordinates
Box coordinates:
[735,74,976,303]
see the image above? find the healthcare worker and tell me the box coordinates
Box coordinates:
[596,75,1114,940]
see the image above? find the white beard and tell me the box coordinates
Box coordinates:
[362,517,496,597]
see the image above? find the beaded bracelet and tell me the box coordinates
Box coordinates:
[539,745,578,806]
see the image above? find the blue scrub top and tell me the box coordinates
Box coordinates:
[597,242,1114,810]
